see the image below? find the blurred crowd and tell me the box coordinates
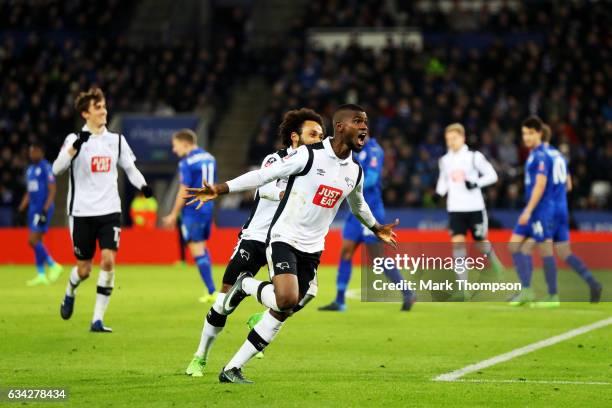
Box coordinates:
[1,0,610,217]
[0,0,248,212]
[247,1,611,210]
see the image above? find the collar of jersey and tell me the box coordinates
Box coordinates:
[82,124,108,136]
[323,138,352,164]
[451,145,468,155]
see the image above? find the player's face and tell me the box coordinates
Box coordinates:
[171,139,190,157]
[83,99,107,127]
[296,120,324,147]
[341,111,368,152]
[29,147,43,162]
[522,126,541,149]
[445,131,464,152]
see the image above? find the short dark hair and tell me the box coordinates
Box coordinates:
[278,108,324,147]
[74,87,105,114]
[522,116,543,132]
[172,129,197,144]
[332,103,366,125]
[542,124,552,143]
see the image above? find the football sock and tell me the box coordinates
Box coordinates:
[92,270,114,323]
[226,310,283,370]
[542,256,558,295]
[35,242,56,266]
[480,241,501,266]
[33,243,45,276]
[453,245,468,282]
[195,293,227,358]
[383,267,412,300]
[511,252,530,287]
[195,251,215,294]
[335,259,352,305]
[565,255,597,287]
[66,267,86,296]
[243,277,281,312]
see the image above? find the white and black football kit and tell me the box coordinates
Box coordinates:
[225,138,377,297]
[52,125,147,260]
[436,145,498,240]
[222,147,294,286]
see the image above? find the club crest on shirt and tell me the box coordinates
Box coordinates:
[316,168,326,176]
[91,156,111,172]
[345,177,355,188]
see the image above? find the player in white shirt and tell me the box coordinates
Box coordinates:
[435,123,502,297]
[185,104,398,383]
[52,88,152,332]
[184,108,325,377]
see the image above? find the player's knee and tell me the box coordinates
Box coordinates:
[78,263,92,278]
[28,237,37,247]
[275,292,299,311]
[100,258,114,271]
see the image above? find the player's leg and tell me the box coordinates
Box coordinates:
[188,240,267,376]
[367,241,416,310]
[552,217,602,303]
[61,216,96,320]
[507,229,535,305]
[26,230,49,286]
[471,210,503,278]
[188,240,216,302]
[554,241,602,302]
[183,216,216,300]
[319,238,358,311]
[89,213,121,332]
[531,237,560,308]
[219,243,321,382]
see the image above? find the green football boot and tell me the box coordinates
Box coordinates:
[530,294,560,309]
[26,274,50,287]
[247,312,265,359]
[48,263,64,283]
[508,287,535,306]
[185,355,206,377]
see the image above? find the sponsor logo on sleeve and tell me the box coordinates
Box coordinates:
[264,157,277,167]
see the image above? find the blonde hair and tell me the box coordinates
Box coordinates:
[444,123,465,136]
[172,129,197,144]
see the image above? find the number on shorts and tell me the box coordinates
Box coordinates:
[113,227,121,246]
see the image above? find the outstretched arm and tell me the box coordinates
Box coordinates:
[185,146,310,209]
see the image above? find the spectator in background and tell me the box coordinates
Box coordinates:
[130,191,158,229]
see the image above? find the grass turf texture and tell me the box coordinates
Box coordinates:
[1,265,611,407]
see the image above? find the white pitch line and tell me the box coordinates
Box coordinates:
[456,379,610,386]
[434,316,612,382]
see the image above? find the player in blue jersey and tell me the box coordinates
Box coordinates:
[319,136,415,312]
[18,143,63,286]
[519,125,603,302]
[163,129,217,302]
[508,116,559,307]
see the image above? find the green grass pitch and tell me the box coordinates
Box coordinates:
[1,265,611,407]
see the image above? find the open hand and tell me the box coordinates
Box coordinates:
[373,218,399,249]
[184,181,219,210]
